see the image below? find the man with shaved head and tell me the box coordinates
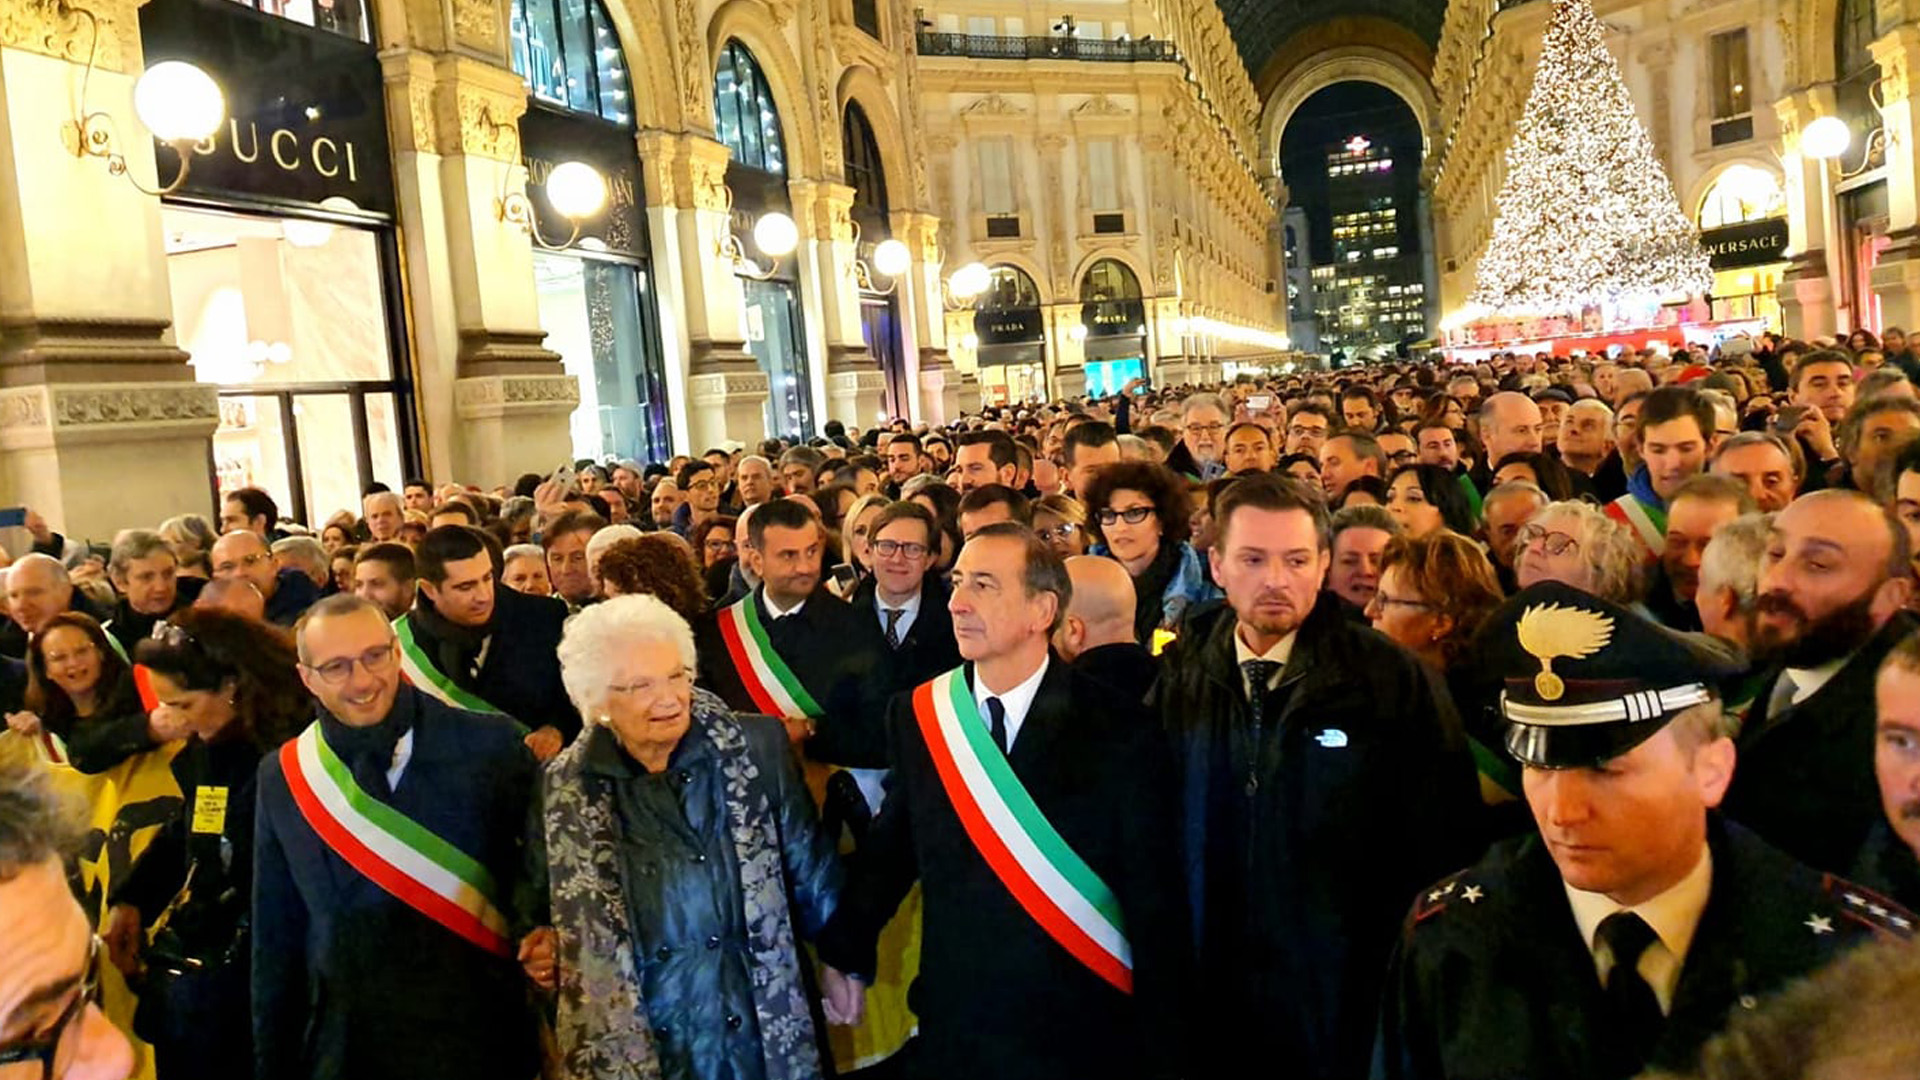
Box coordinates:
[1723,490,1920,875]
[194,576,268,622]
[1054,554,1154,703]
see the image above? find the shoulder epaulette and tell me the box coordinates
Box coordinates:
[1823,877,1917,939]
[1412,871,1485,926]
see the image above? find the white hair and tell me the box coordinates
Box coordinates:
[585,524,644,572]
[738,455,772,472]
[556,593,697,719]
[1699,511,1774,606]
[363,490,401,513]
[7,553,67,589]
[1567,398,1615,422]
[502,543,544,564]
[1181,392,1229,420]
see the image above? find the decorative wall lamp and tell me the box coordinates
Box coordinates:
[1068,322,1090,343]
[942,261,991,309]
[717,187,799,280]
[847,221,913,294]
[479,107,607,249]
[67,36,227,198]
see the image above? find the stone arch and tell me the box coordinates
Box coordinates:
[1071,248,1155,297]
[706,0,824,177]
[1683,157,1787,224]
[592,0,686,131]
[983,255,1054,306]
[836,66,912,212]
[1260,45,1440,177]
[1792,0,1844,87]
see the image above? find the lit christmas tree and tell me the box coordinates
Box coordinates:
[1469,0,1712,315]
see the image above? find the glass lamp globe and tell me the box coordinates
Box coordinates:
[754,212,800,258]
[873,238,912,278]
[1068,323,1089,342]
[134,61,225,144]
[1801,116,1851,161]
[545,161,608,220]
[950,261,991,299]
[960,332,980,351]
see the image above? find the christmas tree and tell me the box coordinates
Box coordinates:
[1469,0,1712,315]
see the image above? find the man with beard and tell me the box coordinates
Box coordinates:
[398,526,575,761]
[1163,392,1231,480]
[1856,632,1920,908]
[1722,491,1919,874]
[883,433,925,497]
[1156,474,1480,1080]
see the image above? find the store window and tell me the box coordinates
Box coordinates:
[1080,259,1146,395]
[844,104,889,220]
[716,41,788,175]
[978,138,1016,215]
[845,103,907,419]
[225,0,368,41]
[512,0,632,121]
[975,266,1048,405]
[1709,30,1752,144]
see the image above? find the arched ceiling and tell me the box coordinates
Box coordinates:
[1216,0,1447,87]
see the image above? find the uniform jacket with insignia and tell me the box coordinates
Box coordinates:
[1372,817,1913,1080]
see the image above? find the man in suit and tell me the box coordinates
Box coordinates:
[399,526,575,760]
[1054,554,1156,703]
[853,500,960,697]
[694,497,886,767]
[1155,473,1481,1080]
[1722,490,1917,875]
[1374,582,1912,1080]
[254,595,544,1080]
[815,524,1187,1080]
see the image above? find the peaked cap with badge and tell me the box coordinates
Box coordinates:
[1478,582,1745,770]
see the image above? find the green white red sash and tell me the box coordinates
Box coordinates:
[1606,495,1667,556]
[392,613,506,715]
[279,723,512,957]
[716,592,823,719]
[911,667,1133,992]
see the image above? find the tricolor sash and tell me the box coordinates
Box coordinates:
[716,593,824,719]
[392,613,506,715]
[1606,495,1667,556]
[280,724,513,957]
[911,667,1133,992]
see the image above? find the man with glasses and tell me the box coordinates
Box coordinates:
[1284,402,1335,457]
[0,761,132,1080]
[1376,432,1417,473]
[208,530,318,628]
[854,501,959,699]
[254,594,544,1080]
[1166,392,1232,480]
[668,459,724,539]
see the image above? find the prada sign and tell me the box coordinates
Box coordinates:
[519,105,645,259]
[1700,218,1788,270]
[1082,298,1147,336]
[139,0,396,216]
[975,307,1045,345]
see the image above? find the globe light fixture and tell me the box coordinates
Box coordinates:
[1801,116,1851,161]
[873,238,912,278]
[753,211,800,259]
[950,262,991,299]
[545,161,608,221]
[1068,323,1089,343]
[960,332,980,351]
[69,51,227,197]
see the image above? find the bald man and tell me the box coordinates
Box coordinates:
[1473,392,1546,493]
[210,530,319,627]
[0,553,101,659]
[1054,555,1156,704]
[194,577,268,623]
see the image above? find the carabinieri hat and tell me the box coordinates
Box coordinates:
[1480,582,1745,769]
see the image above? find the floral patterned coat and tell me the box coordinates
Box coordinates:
[543,691,842,1080]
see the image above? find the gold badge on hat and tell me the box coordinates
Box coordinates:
[1516,602,1615,701]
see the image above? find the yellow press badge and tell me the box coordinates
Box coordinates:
[1150,628,1178,656]
[191,786,229,835]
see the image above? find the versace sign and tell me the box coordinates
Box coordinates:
[1699,218,1788,270]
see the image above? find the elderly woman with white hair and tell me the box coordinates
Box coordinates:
[543,594,855,1080]
[1512,499,1647,605]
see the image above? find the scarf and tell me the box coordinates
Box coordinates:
[544,689,823,1080]
[316,690,415,800]
[1131,539,1183,645]
[409,595,493,694]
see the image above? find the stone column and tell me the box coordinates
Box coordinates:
[1870,26,1920,330]
[894,209,966,424]
[384,44,577,486]
[1774,90,1845,337]
[793,178,884,429]
[0,4,220,536]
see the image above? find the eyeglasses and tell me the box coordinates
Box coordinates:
[1370,593,1433,611]
[1185,422,1225,436]
[1515,524,1581,556]
[704,538,737,554]
[212,552,269,575]
[1036,523,1081,542]
[306,641,398,686]
[871,539,929,559]
[1287,424,1328,439]
[1387,451,1417,468]
[149,622,195,648]
[41,643,98,667]
[0,936,100,1080]
[1096,506,1156,527]
[687,479,716,491]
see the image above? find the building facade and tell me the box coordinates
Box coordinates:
[1282,204,1321,352]
[1312,133,1427,357]
[0,0,961,536]
[916,0,1285,402]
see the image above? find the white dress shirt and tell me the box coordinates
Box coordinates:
[387,730,415,791]
[1233,624,1298,697]
[973,656,1050,751]
[1564,847,1714,1015]
[874,587,923,642]
[760,590,806,620]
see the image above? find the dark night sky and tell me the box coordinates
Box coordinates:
[1277,82,1426,267]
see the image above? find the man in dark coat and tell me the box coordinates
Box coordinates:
[850,501,961,698]
[254,594,543,1080]
[1858,628,1920,909]
[1054,553,1157,704]
[815,525,1187,1080]
[1155,474,1481,1080]
[0,553,110,659]
[1373,582,1913,1080]
[694,498,886,767]
[400,526,576,759]
[1721,491,1918,875]
[210,530,319,628]
[103,528,205,654]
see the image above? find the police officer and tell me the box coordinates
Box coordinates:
[1373,582,1913,1080]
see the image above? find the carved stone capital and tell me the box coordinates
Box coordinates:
[1,0,139,74]
[450,0,503,56]
[0,316,192,385]
[688,370,772,406]
[666,135,733,213]
[453,374,580,420]
[826,343,873,374]
[432,57,530,163]
[456,328,561,377]
[687,339,760,376]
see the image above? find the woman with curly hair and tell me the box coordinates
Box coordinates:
[596,534,709,624]
[7,611,159,772]
[105,608,309,1080]
[1083,461,1222,642]
[1364,531,1504,672]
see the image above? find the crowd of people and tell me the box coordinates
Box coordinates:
[6,329,1920,1080]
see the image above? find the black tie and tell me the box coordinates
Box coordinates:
[884,608,904,650]
[986,696,1008,755]
[1239,661,1281,797]
[1596,911,1665,1067]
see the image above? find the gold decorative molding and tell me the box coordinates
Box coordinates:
[453,374,580,420]
[0,0,135,73]
[451,0,500,55]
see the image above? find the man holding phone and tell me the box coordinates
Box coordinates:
[1783,350,1857,492]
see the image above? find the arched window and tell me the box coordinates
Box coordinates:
[843,103,888,219]
[715,41,788,175]
[980,266,1043,310]
[1080,258,1142,303]
[1835,0,1881,142]
[1698,165,1784,228]
[510,0,633,123]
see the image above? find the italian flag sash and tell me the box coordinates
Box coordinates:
[392,613,506,715]
[715,593,823,719]
[911,667,1133,993]
[279,724,513,957]
[1606,494,1667,555]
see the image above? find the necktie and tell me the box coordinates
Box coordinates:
[884,607,904,650]
[986,696,1008,755]
[1239,660,1281,797]
[1596,911,1665,1068]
